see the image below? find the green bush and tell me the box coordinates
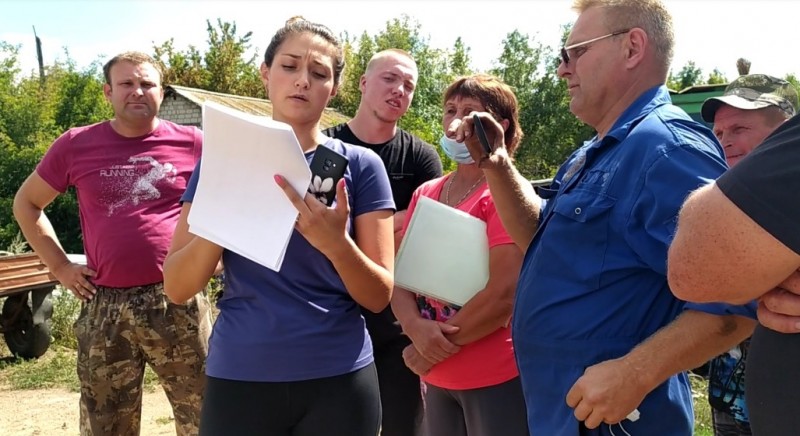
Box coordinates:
[50,287,81,349]
[1,347,80,391]
[206,275,224,304]
[0,346,161,392]
[49,278,220,351]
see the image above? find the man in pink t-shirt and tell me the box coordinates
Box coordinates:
[13,51,209,436]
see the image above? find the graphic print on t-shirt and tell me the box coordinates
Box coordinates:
[102,155,178,216]
[708,339,750,424]
[417,294,459,322]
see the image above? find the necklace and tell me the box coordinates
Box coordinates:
[445,173,485,206]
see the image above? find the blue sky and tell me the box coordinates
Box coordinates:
[2,0,797,83]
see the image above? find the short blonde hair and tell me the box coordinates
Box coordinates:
[365,49,417,75]
[572,0,674,74]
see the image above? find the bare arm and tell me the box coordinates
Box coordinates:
[393,209,408,251]
[329,208,395,313]
[391,286,423,333]
[391,286,460,364]
[668,183,800,303]
[566,310,756,428]
[279,177,394,313]
[13,172,97,299]
[622,311,755,394]
[163,202,224,304]
[482,156,542,252]
[444,243,522,345]
[457,112,541,252]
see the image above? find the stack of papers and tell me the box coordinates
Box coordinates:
[187,102,311,271]
[395,196,490,306]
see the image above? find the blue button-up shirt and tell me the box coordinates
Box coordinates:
[512,86,728,435]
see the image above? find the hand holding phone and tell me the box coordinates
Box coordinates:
[308,145,348,206]
[472,113,493,155]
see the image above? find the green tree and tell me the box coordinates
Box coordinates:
[492,27,594,179]
[152,38,207,88]
[0,42,22,147]
[0,43,110,253]
[449,37,472,78]
[52,60,113,132]
[204,19,262,96]
[153,19,264,98]
[784,73,799,91]
[0,44,61,150]
[492,30,541,94]
[329,31,374,117]
[706,68,727,85]
[668,61,704,91]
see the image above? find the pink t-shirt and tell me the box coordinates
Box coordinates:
[36,120,202,288]
[401,174,519,390]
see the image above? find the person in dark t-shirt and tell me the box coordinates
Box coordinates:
[685,73,798,436]
[324,49,442,436]
[670,112,800,436]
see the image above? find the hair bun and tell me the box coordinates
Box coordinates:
[285,16,306,26]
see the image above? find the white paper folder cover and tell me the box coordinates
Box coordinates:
[395,196,490,306]
[188,101,311,272]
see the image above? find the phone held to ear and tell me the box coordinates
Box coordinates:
[308,145,349,206]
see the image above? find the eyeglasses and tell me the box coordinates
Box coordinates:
[560,29,631,65]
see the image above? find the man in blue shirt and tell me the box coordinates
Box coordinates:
[455,0,755,434]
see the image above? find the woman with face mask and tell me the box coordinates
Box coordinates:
[391,74,529,436]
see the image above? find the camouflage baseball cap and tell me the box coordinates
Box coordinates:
[701,74,799,122]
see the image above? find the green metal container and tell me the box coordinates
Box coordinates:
[669,83,727,127]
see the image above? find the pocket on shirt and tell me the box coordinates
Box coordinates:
[552,189,615,223]
[548,189,616,289]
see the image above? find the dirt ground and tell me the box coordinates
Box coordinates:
[0,384,177,435]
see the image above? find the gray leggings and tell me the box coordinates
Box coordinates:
[422,377,529,436]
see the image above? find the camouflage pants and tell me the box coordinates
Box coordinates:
[74,282,212,436]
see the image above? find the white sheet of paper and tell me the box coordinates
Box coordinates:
[395,196,490,306]
[188,101,311,271]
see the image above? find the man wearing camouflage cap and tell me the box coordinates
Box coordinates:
[702,74,798,166]
[680,74,799,436]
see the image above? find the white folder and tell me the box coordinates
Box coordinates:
[395,196,490,306]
